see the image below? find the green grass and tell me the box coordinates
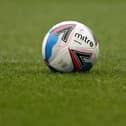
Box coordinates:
[0,0,126,126]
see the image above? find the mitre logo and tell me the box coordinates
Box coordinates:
[74,33,94,47]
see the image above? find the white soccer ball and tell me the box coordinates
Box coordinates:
[42,21,99,72]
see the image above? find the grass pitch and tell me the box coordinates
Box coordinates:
[0,0,126,126]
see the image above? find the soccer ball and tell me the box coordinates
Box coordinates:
[42,21,99,73]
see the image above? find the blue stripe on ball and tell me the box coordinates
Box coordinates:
[45,34,58,61]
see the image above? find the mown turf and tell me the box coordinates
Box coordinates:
[0,0,126,126]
